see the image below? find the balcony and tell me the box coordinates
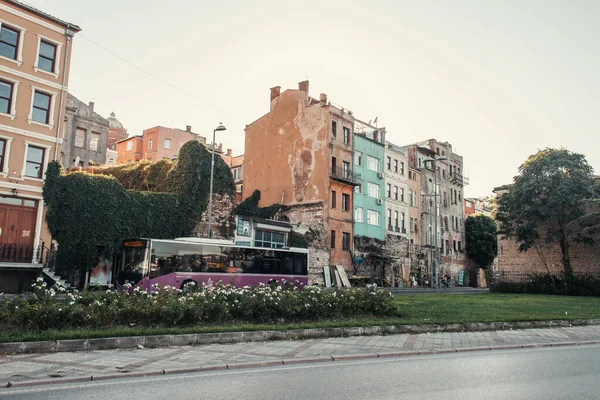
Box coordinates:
[450,172,469,186]
[330,167,361,186]
[0,244,34,263]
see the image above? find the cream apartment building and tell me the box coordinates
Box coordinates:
[0,0,79,291]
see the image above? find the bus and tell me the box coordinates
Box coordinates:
[113,237,309,290]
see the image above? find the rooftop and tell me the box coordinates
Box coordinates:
[6,0,81,31]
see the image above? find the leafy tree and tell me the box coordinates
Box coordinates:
[496,148,595,283]
[465,214,498,269]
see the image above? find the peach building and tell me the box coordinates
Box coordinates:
[116,125,208,164]
[0,0,80,291]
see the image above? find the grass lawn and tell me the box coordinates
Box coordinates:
[2,293,599,343]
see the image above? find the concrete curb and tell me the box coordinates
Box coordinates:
[1,318,599,356]
[5,340,600,389]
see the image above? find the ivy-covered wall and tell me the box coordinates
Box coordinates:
[44,140,235,285]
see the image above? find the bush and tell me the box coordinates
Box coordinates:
[490,273,600,296]
[0,279,396,332]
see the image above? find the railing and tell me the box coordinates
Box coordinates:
[330,167,361,186]
[0,244,34,263]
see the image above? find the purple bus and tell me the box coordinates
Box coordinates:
[113,237,309,290]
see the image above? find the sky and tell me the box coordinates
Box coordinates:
[26,0,600,197]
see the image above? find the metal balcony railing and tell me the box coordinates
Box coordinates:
[0,244,34,263]
[330,167,361,186]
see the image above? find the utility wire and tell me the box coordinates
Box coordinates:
[78,33,222,112]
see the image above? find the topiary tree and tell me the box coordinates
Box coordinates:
[465,214,498,269]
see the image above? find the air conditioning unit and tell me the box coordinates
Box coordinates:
[377,172,384,179]
[377,198,383,205]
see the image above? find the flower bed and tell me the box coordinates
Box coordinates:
[0,279,396,331]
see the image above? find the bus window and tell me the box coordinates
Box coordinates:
[294,254,307,275]
[118,244,147,284]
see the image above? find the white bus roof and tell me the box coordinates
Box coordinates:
[174,237,235,245]
[144,237,309,254]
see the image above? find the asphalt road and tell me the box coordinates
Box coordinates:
[2,345,599,400]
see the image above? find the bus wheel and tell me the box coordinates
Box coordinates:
[180,280,197,291]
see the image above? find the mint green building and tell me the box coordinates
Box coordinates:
[352,129,386,241]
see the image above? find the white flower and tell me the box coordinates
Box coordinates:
[36,277,44,282]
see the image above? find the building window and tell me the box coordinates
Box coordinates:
[446,240,450,255]
[331,120,337,138]
[401,212,405,231]
[394,210,399,229]
[354,207,363,222]
[368,182,380,199]
[386,156,391,170]
[394,159,398,172]
[354,183,362,194]
[0,139,5,172]
[400,162,405,175]
[458,241,462,252]
[400,188,405,202]
[25,145,45,178]
[343,127,350,144]
[387,208,392,229]
[413,192,418,206]
[453,240,457,252]
[331,156,337,174]
[354,151,362,166]
[394,186,398,200]
[255,230,286,249]
[331,190,336,208]
[0,80,13,116]
[0,25,19,60]
[163,138,172,149]
[89,132,100,152]
[367,156,380,172]
[38,40,57,73]
[237,217,252,236]
[342,232,350,250]
[32,91,51,124]
[409,190,413,206]
[126,141,134,151]
[330,230,336,248]
[74,128,85,148]
[342,161,350,178]
[367,210,380,226]
[148,139,153,149]
[386,183,391,198]
[342,193,350,212]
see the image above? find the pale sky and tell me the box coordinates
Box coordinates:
[28,0,600,197]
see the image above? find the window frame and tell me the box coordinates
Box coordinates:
[74,128,85,148]
[394,186,398,200]
[342,232,350,251]
[393,159,398,172]
[0,22,24,65]
[330,230,336,249]
[368,182,380,199]
[34,34,62,77]
[148,139,153,150]
[23,143,48,179]
[29,87,56,127]
[343,126,350,144]
[331,120,337,138]
[126,140,134,151]
[367,209,380,226]
[367,156,380,172]
[0,138,6,173]
[354,206,363,222]
[342,193,350,212]
[163,138,172,149]
[331,190,337,209]
[354,151,362,166]
[89,132,100,152]
[0,78,15,118]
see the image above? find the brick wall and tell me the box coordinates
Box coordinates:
[194,194,236,239]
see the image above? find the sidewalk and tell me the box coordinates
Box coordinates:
[1,324,599,388]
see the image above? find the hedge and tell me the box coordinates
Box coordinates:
[43,140,235,284]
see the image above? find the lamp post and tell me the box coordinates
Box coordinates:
[424,155,447,292]
[207,123,226,238]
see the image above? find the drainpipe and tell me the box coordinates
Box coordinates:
[53,30,74,162]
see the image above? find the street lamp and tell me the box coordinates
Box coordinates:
[423,155,448,292]
[207,123,226,238]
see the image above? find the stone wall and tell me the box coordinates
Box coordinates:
[193,194,236,239]
[278,202,329,285]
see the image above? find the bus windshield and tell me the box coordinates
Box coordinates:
[116,240,148,285]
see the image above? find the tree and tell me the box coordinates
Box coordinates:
[496,148,595,283]
[465,214,498,269]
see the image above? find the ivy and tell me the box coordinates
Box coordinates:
[43,141,235,283]
[233,190,286,219]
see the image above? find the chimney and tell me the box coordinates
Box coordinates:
[319,93,327,104]
[186,125,192,132]
[298,80,309,93]
[88,101,94,112]
[270,86,281,101]
[227,149,232,156]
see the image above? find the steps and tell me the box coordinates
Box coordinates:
[42,267,72,288]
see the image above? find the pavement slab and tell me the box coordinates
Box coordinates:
[0,324,599,388]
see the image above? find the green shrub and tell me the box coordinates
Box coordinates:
[490,273,600,296]
[0,279,396,332]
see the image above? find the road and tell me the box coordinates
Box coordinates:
[2,345,599,400]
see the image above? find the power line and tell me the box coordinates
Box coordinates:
[78,33,221,112]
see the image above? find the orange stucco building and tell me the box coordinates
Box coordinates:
[116,125,207,164]
[243,81,358,270]
[0,0,80,291]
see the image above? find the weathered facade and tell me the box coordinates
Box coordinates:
[220,149,243,202]
[0,0,80,292]
[62,93,109,167]
[384,141,409,240]
[403,139,468,280]
[243,81,358,272]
